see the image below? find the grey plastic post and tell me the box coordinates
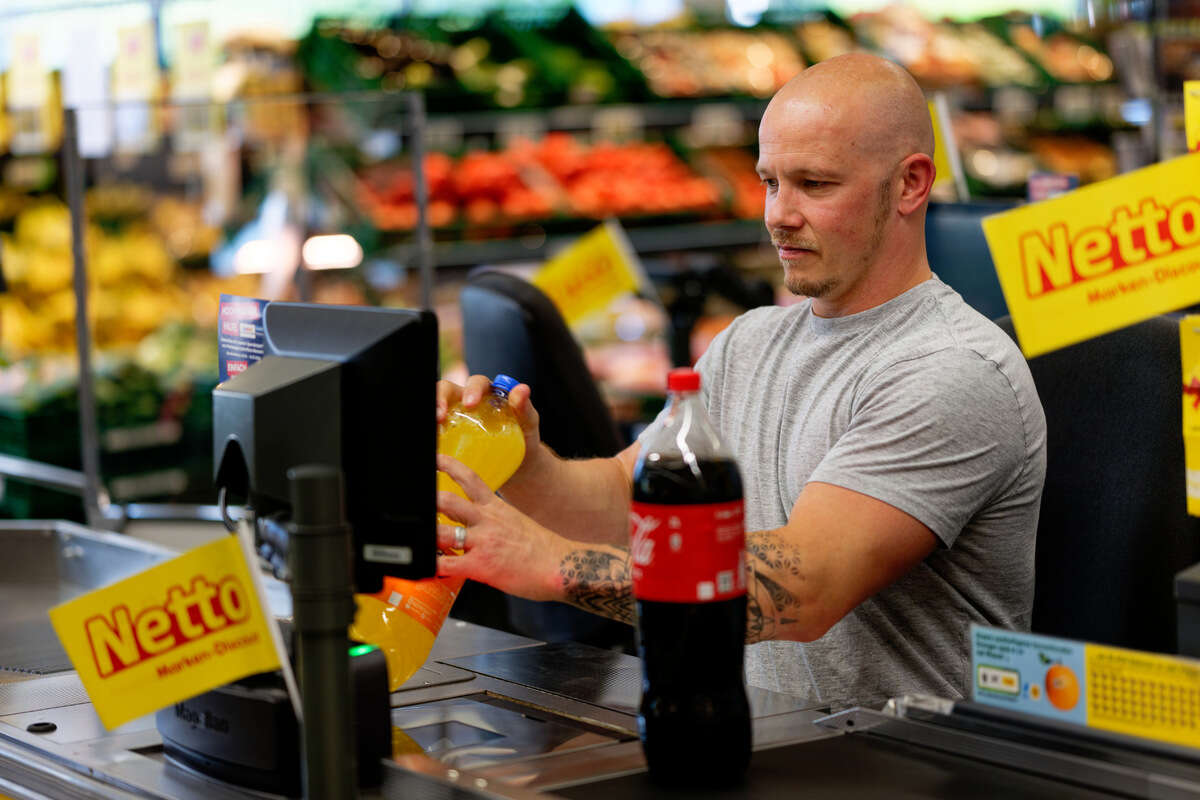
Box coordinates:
[288,464,357,800]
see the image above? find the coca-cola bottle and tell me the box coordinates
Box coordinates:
[630,366,751,785]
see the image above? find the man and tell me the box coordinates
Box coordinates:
[435,53,1046,707]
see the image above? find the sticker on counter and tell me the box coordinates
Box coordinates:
[218,294,268,383]
[972,625,1200,749]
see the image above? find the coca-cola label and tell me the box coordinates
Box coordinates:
[630,500,746,603]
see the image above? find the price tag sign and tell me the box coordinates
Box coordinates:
[171,21,213,100]
[684,103,746,148]
[973,625,1200,751]
[591,106,644,143]
[497,114,545,148]
[1181,315,1200,516]
[983,152,1200,358]
[113,23,159,101]
[928,94,966,201]
[1186,81,1200,154]
[532,220,646,325]
[6,33,49,109]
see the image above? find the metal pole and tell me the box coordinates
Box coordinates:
[407,92,434,311]
[288,464,357,800]
[63,109,111,530]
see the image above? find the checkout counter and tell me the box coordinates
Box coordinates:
[4,520,1200,800]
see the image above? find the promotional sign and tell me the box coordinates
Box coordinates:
[531,220,647,326]
[218,294,268,383]
[982,152,1200,358]
[928,94,967,201]
[49,535,281,730]
[972,625,1200,750]
[6,33,48,109]
[1182,315,1200,516]
[170,21,214,100]
[112,23,158,102]
[1186,81,1200,153]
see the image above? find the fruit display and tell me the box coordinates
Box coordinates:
[692,147,765,219]
[607,28,805,98]
[849,6,1042,88]
[354,132,726,230]
[517,133,721,219]
[793,18,861,63]
[1007,24,1114,83]
[299,8,647,111]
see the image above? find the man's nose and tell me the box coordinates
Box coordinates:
[765,190,806,232]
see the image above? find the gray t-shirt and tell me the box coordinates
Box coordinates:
[689,277,1046,707]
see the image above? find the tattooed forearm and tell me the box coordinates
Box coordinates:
[559,547,636,626]
[744,531,806,643]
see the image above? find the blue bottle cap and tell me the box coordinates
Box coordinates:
[492,374,520,393]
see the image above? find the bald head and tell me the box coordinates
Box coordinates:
[762,53,934,165]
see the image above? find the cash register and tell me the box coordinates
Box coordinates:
[155,301,439,795]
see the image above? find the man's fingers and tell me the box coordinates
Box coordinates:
[435,379,463,424]
[436,553,471,579]
[437,454,492,502]
[436,522,466,553]
[506,383,540,433]
[461,375,494,408]
[437,489,482,526]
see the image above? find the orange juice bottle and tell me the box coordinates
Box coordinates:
[350,375,525,690]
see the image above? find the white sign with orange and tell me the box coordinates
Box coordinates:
[983,152,1200,358]
[972,625,1200,750]
[49,534,282,730]
[531,220,647,326]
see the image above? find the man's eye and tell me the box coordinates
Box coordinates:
[760,178,778,190]
[804,180,827,189]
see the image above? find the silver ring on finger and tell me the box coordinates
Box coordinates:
[453,525,467,551]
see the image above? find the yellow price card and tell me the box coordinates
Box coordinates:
[1182,315,1200,516]
[1186,81,1200,154]
[532,220,645,326]
[49,535,281,730]
[983,152,1200,358]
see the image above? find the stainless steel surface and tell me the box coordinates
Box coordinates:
[0,522,178,673]
[442,642,817,720]
[383,754,550,800]
[0,454,87,495]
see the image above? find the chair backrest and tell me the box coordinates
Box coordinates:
[460,269,624,460]
[925,201,1014,320]
[996,314,1200,653]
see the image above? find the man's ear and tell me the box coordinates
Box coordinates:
[897,153,936,216]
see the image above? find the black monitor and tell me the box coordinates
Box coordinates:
[212,302,438,591]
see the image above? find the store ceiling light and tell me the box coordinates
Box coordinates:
[233,239,289,274]
[303,234,364,271]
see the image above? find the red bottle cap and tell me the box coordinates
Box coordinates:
[667,367,701,393]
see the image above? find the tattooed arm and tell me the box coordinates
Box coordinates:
[559,547,636,626]
[436,453,939,642]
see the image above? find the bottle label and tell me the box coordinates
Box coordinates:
[630,500,746,603]
[372,576,462,637]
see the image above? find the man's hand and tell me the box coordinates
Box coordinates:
[436,375,546,484]
[435,453,567,601]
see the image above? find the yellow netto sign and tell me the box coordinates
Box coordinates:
[50,535,280,729]
[983,152,1200,357]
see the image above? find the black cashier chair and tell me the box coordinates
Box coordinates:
[996,313,1200,654]
[457,268,635,651]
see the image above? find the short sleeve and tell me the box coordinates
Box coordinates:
[808,348,1028,547]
